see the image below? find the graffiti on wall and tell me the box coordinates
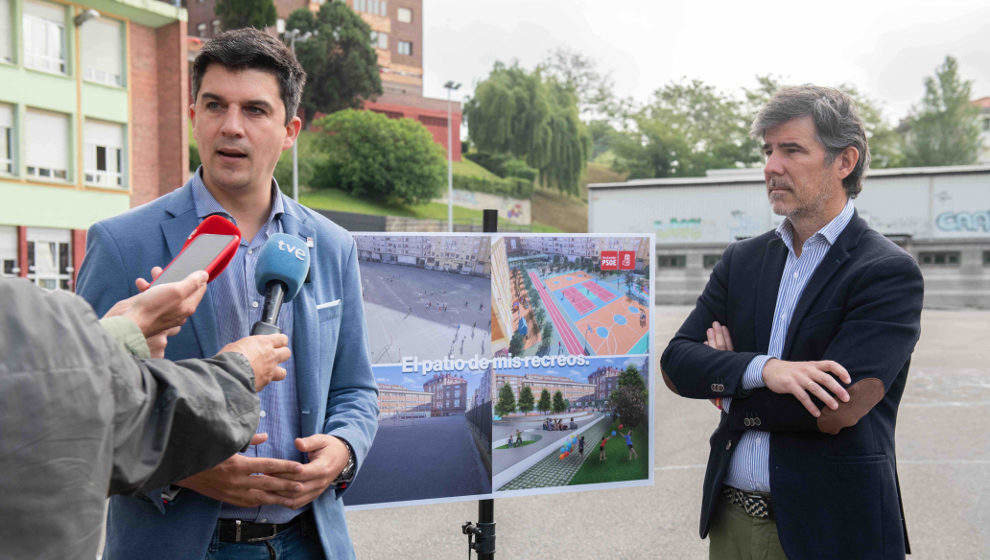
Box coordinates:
[653,217,702,241]
[935,210,990,233]
[435,189,531,225]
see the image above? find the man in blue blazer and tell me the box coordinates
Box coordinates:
[76,29,378,559]
[660,86,923,559]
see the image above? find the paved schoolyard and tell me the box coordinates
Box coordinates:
[348,306,990,559]
[359,260,491,364]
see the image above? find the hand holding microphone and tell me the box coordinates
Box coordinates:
[219,334,291,391]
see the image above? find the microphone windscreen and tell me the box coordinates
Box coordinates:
[254,233,311,302]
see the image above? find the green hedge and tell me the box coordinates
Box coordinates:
[464,151,538,182]
[452,173,533,199]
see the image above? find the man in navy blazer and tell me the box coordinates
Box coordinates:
[76,29,378,559]
[660,86,923,559]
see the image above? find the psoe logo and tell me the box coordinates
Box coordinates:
[600,251,618,270]
[619,250,635,270]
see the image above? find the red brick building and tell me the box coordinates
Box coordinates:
[423,373,468,416]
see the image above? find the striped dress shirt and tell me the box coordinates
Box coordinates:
[190,174,306,524]
[722,199,855,492]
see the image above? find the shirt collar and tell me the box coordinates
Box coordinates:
[776,198,855,252]
[190,166,285,229]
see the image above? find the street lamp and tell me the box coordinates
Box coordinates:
[443,80,461,232]
[286,29,312,201]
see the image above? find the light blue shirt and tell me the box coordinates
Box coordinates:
[190,170,305,523]
[723,199,855,493]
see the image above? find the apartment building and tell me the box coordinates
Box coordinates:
[0,0,187,289]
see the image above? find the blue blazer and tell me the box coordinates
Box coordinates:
[660,213,923,560]
[76,183,379,560]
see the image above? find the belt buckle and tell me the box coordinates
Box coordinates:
[247,524,280,543]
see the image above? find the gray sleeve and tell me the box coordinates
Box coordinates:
[98,315,151,359]
[106,343,261,495]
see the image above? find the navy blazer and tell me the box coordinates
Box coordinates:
[660,212,923,560]
[76,182,379,560]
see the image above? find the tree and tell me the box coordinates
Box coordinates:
[902,56,981,166]
[610,364,647,427]
[537,389,552,414]
[508,332,525,356]
[309,109,445,205]
[215,0,276,32]
[495,384,516,417]
[285,3,382,125]
[464,62,589,194]
[552,390,566,414]
[538,47,614,120]
[611,78,760,179]
[517,386,535,414]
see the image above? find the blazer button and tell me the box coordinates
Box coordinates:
[725,441,732,451]
[718,384,725,392]
[754,418,762,427]
[743,418,752,427]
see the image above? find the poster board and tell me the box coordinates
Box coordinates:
[343,233,655,509]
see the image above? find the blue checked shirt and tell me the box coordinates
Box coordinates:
[722,199,855,493]
[190,172,306,523]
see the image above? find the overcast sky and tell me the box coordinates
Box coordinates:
[421,0,990,124]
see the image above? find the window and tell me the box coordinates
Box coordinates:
[983,117,990,132]
[703,254,721,268]
[0,0,13,63]
[370,30,387,49]
[276,18,285,34]
[418,115,447,127]
[211,19,220,36]
[918,251,960,266]
[25,109,69,181]
[197,23,206,37]
[0,226,17,277]
[657,254,686,268]
[983,250,990,266]
[81,16,123,87]
[23,0,66,74]
[26,228,72,290]
[397,40,412,56]
[397,6,411,22]
[84,119,125,187]
[0,104,12,175]
[353,0,386,16]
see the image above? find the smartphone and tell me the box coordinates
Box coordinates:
[151,233,239,286]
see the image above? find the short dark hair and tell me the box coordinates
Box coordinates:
[751,85,870,198]
[191,28,306,125]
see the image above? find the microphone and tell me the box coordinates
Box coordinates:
[251,233,311,335]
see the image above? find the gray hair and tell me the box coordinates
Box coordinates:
[751,85,870,198]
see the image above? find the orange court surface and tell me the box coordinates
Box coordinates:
[574,296,650,355]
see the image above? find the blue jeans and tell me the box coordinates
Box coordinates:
[205,523,325,560]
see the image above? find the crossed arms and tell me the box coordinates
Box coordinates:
[659,245,923,435]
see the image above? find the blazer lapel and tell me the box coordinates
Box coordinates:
[159,196,220,358]
[755,237,787,353]
[781,214,867,358]
[282,210,320,436]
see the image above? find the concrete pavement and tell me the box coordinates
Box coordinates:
[347,306,990,558]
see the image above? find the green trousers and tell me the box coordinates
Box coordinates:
[709,495,788,560]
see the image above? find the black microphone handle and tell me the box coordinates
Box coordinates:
[251,281,286,335]
[260,281,286,325]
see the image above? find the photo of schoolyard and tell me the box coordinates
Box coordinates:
[355,235,492,364]
[343,363,492,507]
[490,355,650,492]
[498,236,651,357]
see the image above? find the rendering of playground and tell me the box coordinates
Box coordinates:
[506,256,650,357]
[358,260,491,365]
[344,364,492,507]
[491,356,650,492]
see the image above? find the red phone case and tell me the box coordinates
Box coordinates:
[180,215,241,281]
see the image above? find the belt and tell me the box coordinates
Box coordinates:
[722,486,773,520]
[217,510,312,543]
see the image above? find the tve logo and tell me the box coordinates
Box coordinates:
[600,251,618,270]
[619,251,635,270]
[277,239,307,261]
